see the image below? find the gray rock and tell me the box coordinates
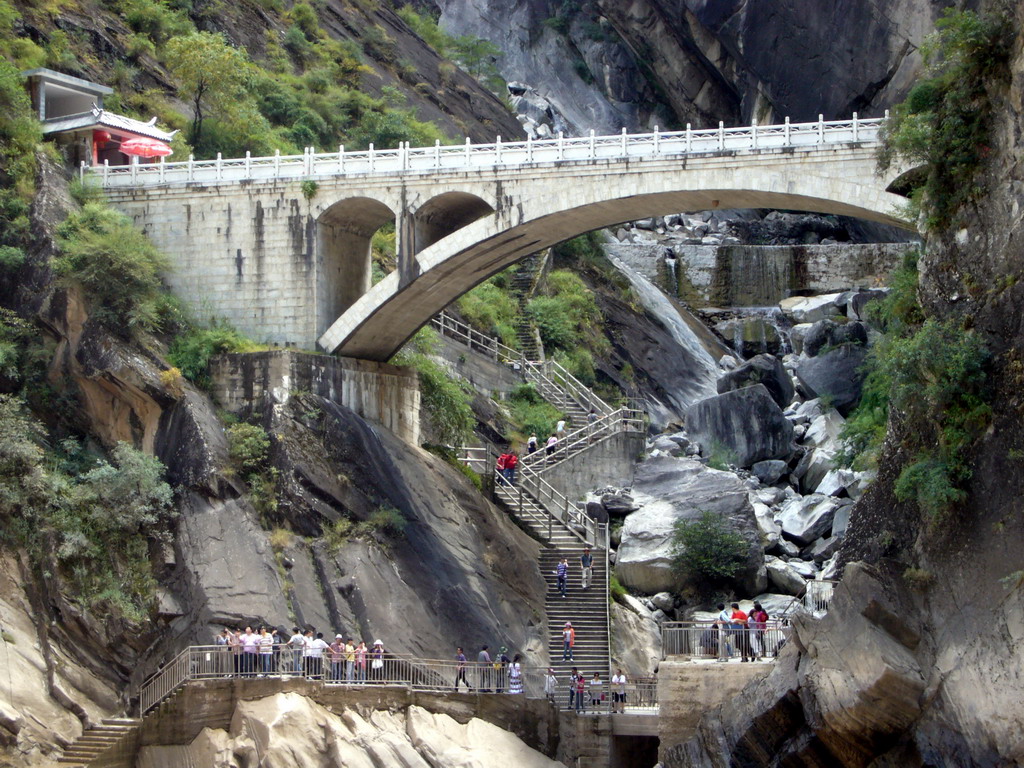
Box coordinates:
[802,319,869,358]
[815,468,856,497]
[651,592,675,612]
[779,293,844,324]
[752,502,782,548]
[801,535,842,563]
[804,409,846,448]
[685,385,795,468]
[755,487,786,506]
[666,431,692,451]
[819,554,840,581]
[795,344,868,417]
[777,494,840,546]
[717,354,795,408]
[765,556,807,596]
[616,457,766,595]
[786,559,820,578]
[651,435,683,456]
[719,355,740,370]
[789,323,815,355]
[602,491,638,516]
[752,459,788,485]
[652,609,668,622]
[800,447,840,495]
[831,501,854,538]
[848,289,888,321]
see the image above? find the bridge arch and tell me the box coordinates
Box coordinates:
[317,195,396,338]
[411,191,494,253]
[320,165,913,360]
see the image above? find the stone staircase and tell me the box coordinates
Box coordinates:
[508,252,548,362]
[57,718,140,766]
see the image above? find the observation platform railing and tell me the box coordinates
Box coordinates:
[138,645,657,716]
[660,620,790,661]
[86,115,886,188]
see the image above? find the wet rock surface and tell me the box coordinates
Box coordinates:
[685,385,795,468]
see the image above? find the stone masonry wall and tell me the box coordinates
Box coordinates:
[539,431,646,500]
[209,351,420,444]
[656,659,770,760]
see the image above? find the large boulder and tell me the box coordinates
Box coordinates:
[776,494,841,546]
[795,345,868,416]
[685,385,794,468]
[751,459,788,485]
[779,293,844,324]
[717,354,795,408]
[802,319,868,357]
[616,457,766,596]
[765,556,807,596]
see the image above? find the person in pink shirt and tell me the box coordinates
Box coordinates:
[241,626,259,677]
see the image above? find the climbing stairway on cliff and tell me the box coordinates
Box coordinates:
[508,251,549,362]
[57,718,140,766]
[539,542,610,695]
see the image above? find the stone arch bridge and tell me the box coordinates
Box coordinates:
[95,116,913,361]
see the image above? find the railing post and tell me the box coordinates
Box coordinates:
[653,125,660,155]
[244,150,251,178]
[369,142,375,172]
[496,135,502,164]
[621,127,627,156]
[718,121,725,150]
[852,112,859,142]
[103,158,109,184]
[557,131,564,160]
[527,133,533,163]
[818,114,824,143]
[685,123,692,152]
[434,139,441,168]
[339,144,345,173]
[589,129,595,159]
[79,160,85,183]
[216,152,223,181]
[401,141,408,171]
[751,119,758,149]
[465,137,471,165]
[784,116,791,145]
[131,155,138,184]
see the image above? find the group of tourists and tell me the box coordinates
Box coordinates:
[554,548,594,599]
[547,668,628,713]
[455,645,524,694]
[707,602,773,661]
[214,627,389,681]
[495,451,519,485]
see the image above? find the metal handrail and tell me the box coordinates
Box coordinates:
[519,406,644,472]
[86,115,886,188]
[137,645,610,714]
[495,463,606,548]
[524,359,614,419]
[661,620,791,660]
[430,312,522,364]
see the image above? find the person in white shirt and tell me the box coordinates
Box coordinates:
[544,668,558,701]
[258,627,274,675]
[588,672,604,710]
[308,631,330,679]
[611,669,627,713]
[555,419,567,438]
[287,627,305,675]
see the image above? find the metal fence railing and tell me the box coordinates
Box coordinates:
[87,115,885,188]
[138,645,659,716]
[661,621,791,661]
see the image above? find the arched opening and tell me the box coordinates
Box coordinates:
[412,191,494,253]
[317,196,396,337]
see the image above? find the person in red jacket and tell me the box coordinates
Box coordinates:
[504,451,518,486]
[496,453,510,486]
[730,602,750,662]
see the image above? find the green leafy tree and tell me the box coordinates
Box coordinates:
[165,32,256,150]
[671,511,749,588]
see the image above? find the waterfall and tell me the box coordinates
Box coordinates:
[665,257,678,296]
[607,254,718,408]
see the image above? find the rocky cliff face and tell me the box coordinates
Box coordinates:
[0,158,548,760]
[666,5,1024,765]
[436,0,940,134]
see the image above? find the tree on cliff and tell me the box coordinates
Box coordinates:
[166,32,256,152]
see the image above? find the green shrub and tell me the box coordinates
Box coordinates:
[507,383,562,440]
[323,517,353,554]
[226,422,271,476]
[54,203,171,334]
[671,511,749,588]
[167,321,261,387]
[457,279,519,347]
[392,329,475,446]
[357,505,407,537]
[839,250,990,520]
[878,9,1012,228]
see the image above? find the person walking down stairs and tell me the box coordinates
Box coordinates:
[562,621,575,661]
[556,558,569,597]
[580,548,593,590]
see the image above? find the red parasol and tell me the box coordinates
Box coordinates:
[119,138,173,158]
